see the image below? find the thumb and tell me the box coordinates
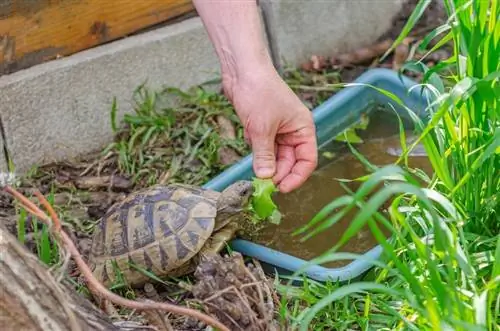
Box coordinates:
[250,130,277,179]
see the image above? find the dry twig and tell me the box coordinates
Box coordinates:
[190,253,276,331]
[1,185,230,331]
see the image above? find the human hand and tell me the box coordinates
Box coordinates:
[223,66,318,193]
[192,0,316,192]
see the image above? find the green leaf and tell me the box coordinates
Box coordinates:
[333,114,369,144]
[334,128,363,144]
[250,178,281,222]
[269,209,283,225]
[110,97,119,133]
[400,60,445,93]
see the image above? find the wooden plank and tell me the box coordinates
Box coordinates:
[0,0,195,75]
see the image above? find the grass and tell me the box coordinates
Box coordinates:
[14,190,60,267]
[104,82,249,188]
[278,0,500,330]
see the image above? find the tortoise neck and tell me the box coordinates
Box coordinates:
[213,210,241,231]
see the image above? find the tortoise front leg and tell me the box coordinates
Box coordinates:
[198,221,240,258]
[168,223,241,278]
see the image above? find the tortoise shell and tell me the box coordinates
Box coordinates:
[87,183,221,287]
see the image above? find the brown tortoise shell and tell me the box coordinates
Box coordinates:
[87,183,222,287]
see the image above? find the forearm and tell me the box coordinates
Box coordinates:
[193,0,274,82]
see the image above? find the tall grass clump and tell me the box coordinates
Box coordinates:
[279,0,499,330]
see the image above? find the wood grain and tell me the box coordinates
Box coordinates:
[0,0,195,75]
[0,224,136,331]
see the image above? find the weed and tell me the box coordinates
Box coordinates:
[282,65,343,109]
[104,83,249,188]
[15,191,60,267]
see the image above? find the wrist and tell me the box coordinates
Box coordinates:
[220,51,277,101]
[192,0,275,98]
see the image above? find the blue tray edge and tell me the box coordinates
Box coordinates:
[202,68,433,282]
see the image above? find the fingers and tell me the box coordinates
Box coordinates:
[250,129,277,179]
[273,145,295,184]
[277,135,317,193]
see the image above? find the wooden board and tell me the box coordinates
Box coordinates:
[0,0,195,75]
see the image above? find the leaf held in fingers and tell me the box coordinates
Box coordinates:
[250,178,282,224]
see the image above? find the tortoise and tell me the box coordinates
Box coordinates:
[87,180,254,288]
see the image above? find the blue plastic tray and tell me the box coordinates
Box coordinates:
[202,68,434,282]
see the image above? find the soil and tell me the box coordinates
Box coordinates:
[0,1,448,330]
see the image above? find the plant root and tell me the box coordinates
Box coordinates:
[1,185,231,331]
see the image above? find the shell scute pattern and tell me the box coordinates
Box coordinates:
[88,184,219,286]
[155,201,190,239]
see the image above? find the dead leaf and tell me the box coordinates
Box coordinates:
[311,55,327,71]
[218,147,241,166]
[300,61,314,72]
[216,115,237,140]
[331,39,393,66]
[53,191,124,205]
[300,55,329,72]
[392,43,409,70]
[73,175,132,191]
[216,115,241,165]
[142,309,174,331]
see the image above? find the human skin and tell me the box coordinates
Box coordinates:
[193,0,318,193]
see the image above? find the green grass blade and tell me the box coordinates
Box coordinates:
[451,127,500,195]
[17,208,26,244]
[297,282,402,331]
[493,235,500,278]
[39,224,51,265]
[381,0,432,61]
[418,23,452,52]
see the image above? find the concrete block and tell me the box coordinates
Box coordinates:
[261,0,407,68]
[0,17,226,174]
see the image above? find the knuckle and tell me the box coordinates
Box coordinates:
[254,150,276,162]
[246,119,272,137]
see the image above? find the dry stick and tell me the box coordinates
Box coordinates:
[201,301,244,331]
[242,266,267,319]
[2,185,231,331]
[251,257,280,313]
[202,285,260,327]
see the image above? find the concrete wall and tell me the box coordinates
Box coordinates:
[0,0,407,174]
[261,0,406,68]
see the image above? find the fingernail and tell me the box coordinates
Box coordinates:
[278,183,291,193]
[256,167,274,178]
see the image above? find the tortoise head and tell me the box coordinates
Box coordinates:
[214,180,253,229]
[218,180,254,212]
